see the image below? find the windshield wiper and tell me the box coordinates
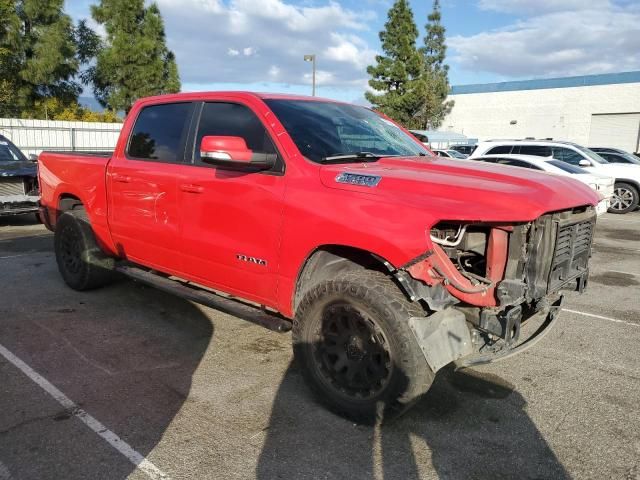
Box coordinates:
[321,151,383,163]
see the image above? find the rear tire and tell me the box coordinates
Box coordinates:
[609,182,639,214]
[293,270,433,424]
[54,210,118,290]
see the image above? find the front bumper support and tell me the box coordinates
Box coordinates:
[455,295,564,369]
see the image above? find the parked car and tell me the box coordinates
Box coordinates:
[409,131,429,144]
[590,148,640,166]
[38,93,598,423]
[0,134,39,218]
[471,140,640,214]
[433,149,468,159]
[450,144,477,156]
[472,154,613,215]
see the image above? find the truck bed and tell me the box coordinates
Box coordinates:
[38,151,114,251]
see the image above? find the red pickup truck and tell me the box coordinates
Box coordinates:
[38,92,599,422]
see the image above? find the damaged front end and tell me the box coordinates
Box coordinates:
[395,206,596,372]
[0,177,39,216]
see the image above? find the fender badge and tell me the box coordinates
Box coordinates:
[236,254,267,267]
[335,172,382,187]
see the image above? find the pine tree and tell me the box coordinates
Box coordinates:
[416,0,454,129]
[365,0,424,128]
[0,0,80,116]
[90,0,181,113]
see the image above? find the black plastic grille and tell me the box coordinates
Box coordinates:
[548,219,594,291]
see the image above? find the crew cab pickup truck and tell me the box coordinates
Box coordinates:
[38,92,599,422]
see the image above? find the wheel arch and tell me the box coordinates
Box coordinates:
[614,178,640,191]
[293,245,395,314]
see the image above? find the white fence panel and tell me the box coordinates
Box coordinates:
[0,118,123,156]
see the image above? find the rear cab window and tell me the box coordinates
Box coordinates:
[127,103,195,162]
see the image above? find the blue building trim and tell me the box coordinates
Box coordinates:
[451,71,640,95]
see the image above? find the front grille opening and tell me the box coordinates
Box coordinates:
[548,219,594,291]
[0,178,26,196]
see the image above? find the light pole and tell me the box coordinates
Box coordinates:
[303,54,316,96]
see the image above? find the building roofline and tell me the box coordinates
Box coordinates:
[451,70,640,95]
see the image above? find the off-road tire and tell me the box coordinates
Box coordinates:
[609,182,639,214]
[293,270,434,424]
[54,210,118,290]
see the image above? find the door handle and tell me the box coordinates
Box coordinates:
[180,184,204,194]
[113,174,132,183]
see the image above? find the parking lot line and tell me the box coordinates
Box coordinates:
[0,254,33,260]
[0,344,169,480]
[563,309,639,328]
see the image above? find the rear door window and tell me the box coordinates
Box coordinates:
[127,103,194,162]
[486,145,512,154]
[518,145,552,157]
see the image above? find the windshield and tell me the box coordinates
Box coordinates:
[547,160,587,174]
[264,99,430,163]
[575,145,609,164]
[615,152,640,165]
[0,138,27,162]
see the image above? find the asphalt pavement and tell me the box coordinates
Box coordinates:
[0,212,638,480]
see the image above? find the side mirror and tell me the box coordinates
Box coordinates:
[28,153,38,162]
[200,136,275,170]
[578,159,591,167]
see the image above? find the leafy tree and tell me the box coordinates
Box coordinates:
[0,0,82,117]
[0,0,20,116]
[365,0,424,128]
[90,0,180,113]
[22,97,121,122]
[416,0,454,129]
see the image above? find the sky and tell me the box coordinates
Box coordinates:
[66,0,640,103]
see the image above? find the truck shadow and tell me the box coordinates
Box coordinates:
[0,250,213,479]
[256,361,569,480]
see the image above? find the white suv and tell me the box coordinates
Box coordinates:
[471,140,640,214]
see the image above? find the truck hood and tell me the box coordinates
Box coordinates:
[319,156,599,223]
[0,160,37,178]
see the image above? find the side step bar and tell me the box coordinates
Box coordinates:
[115,265,292,333]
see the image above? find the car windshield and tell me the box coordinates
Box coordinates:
[0,139,27,162]
[613,152,640,165]
[575,145,608,164]
[264,99,430,163]
[547,160,587,174]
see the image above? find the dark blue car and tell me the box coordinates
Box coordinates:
[0,134,39,217]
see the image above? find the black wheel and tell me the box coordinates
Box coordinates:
[609,182,639,214]
[293,270,433,424]
[54,210,118,290]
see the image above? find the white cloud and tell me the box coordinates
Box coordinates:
[450,2,640,78]
[268,65,281,78]
[156,0,377,89]
[478,0,609,14]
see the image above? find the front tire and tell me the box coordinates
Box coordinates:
[54,210,117,290]
[609,182,639,214]
[293,270,433,424]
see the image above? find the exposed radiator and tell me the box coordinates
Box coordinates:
[0,178,26,196]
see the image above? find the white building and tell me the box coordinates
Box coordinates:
[442,71,640,153]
